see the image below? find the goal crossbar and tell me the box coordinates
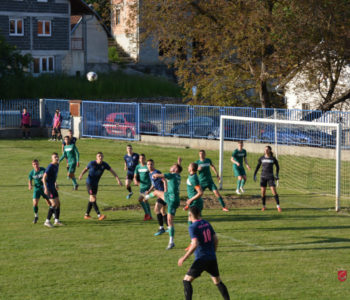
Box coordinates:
[219,115,342,211]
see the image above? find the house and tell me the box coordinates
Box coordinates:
[110,0,162,64]
[0,0,109,76]
[282,64,350,112]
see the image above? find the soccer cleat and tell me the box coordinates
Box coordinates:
[183,205,189,211]
[126,192,133,199]
[44,220,54,228]
[54,220,64,226]
[165,228,170,233]
[154,228,166,236]
[235,189,241,195]
[144,214,152,221]
[73,184,79,191]
[222,207,229,212]
[277,207,282,212]
[166,242,175,250]
[240,187,245,193]
[33,216,39,224]
[84,215,92,220]
[261,206,266,211]
[98,214,106,221]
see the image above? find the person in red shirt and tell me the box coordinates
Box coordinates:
[21,107,31,139]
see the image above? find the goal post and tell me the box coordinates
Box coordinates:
[219,115,342,211]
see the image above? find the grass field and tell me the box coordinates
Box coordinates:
[1,138,350,299]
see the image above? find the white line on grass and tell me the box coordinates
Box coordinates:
[60,190,109,207]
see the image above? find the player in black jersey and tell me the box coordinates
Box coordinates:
[253,146,281,212]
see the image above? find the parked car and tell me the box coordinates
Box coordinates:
[170,116,220,139]
[102,113,158,138]
[83,112,104,136]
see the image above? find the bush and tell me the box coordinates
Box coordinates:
[108,47,120,63]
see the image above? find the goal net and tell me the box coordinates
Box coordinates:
[218,115,347,211]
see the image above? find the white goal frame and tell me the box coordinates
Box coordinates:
[219,115,342,211]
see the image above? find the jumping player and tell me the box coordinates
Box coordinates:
[185,163,203,224]
[147,157,182,250]
[124,145,139,199]
[42,153,62,227]
[59,136,80,190]
[178,206,230,300]
[231,141,251,194]
[79,152,122,220]
[253,145,281,212]
[134,154,152,220]
[144,159,168,236]
[28,159,50,224]
[196,150,229,212]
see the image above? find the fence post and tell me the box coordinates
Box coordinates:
[39,98,45,127]
[161,105,165,136]
[136,102,140,140]
[189,106,194,138]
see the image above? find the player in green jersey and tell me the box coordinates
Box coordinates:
[147,157,182,250]
[231,141,251,195]
[196,150,229,212]
[59,136,80,190]
[134,154,153,221]
[28,159,50,224]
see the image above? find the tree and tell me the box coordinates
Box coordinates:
[0,34,31,77]
[85,0,111,30]
[128,0,349,109]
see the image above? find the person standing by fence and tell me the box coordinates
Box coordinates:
[20,107,31,139]
[49,108,62,141]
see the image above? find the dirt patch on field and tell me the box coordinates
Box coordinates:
[103,194,276,211]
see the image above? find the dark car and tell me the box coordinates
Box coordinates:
[260,127,311,145]
[170,116,220,139]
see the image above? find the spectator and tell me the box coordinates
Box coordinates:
[49,108,62,141]
[21,107,31,139]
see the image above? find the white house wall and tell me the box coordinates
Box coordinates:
[86,16,108,63]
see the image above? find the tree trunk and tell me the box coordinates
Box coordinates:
[259,80,270,108]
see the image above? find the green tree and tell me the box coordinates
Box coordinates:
[0,34,31,77]
[129,0,349,109]
[85,0,111,30]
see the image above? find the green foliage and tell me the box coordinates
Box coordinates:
[108,47,120,63]
[0,34,31,77]
[0,71,182,99]
[85,0,111,29]
[1,138,350,299]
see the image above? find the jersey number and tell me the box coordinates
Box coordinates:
[203,229,212,243]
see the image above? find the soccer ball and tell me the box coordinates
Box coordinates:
[86,71,98,82]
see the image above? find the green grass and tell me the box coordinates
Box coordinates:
[0,72,182,100]
[1,138,350,299]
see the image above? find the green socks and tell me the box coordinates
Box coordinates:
[72,177,77,187]
[33,206,38,216]
[240,179,246,189]
[237,179,241,190]
[145,202,151,216]
[169,226,175,237]
[218,196,225,208]
[140,201,148,214]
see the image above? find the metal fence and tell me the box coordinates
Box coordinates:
[2,98,350,147]
[82,101,139,141]
[44,99,71,129]
[0,99,40,128]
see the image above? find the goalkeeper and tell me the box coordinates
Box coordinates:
[253,146,281,212]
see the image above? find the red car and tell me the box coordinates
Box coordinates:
[102,112,158,138]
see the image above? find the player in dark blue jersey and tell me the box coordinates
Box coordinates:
[178,206,230,300]
[143,159,168,236]
[79,152,122,220]
[253,145,281,212]
[42,153,62,228]
[124,145,139,199]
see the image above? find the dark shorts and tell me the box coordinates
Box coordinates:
[86,183,98,195]
[52,127,61,134]
[260,177,276,187]
[33,188,49,200]
[47,185,58,199]
[157,198,167,206]
[126,172,134,181]
[187,259,220,278]
[68,162,77,174]
[201,180,218,192]
[22,124,30,129]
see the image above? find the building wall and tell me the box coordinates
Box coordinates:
[86,16,108,63]
[0,0,68,14]
[285,65,350,111]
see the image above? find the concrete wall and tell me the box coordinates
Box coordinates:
[86,16,108,63]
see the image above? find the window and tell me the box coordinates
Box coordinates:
[37,20,51,36]
[9,19,24,36]
[302,103,311,111]
[33,57,54,74]
[115,9,121,25]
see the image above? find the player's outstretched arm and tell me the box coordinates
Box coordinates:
[28,179,32,190]
[178,239,198,266]
[152,173,164,179]
[244,157,251,170]
[177,156,182,166]
[210,162,221,182]
[186,186,203,206]
[110,168,122,186]
[79,167,88,180]
[42,173,48,194]
[253,159,262,181]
